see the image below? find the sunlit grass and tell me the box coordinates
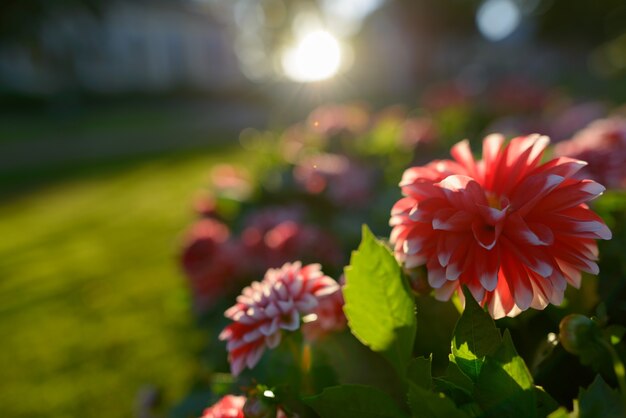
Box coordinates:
[0,147,244,418]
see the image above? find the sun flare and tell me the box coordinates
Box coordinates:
[281,30,342,82]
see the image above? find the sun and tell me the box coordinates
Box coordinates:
[281,30,343,82]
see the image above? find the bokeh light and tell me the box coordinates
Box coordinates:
[476,0,521,42]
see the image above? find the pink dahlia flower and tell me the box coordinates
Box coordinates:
[302,276,347,341]
[200,395,245,418]
[554,117,626,189]
[390,134,612,319]
[219,262,339,376]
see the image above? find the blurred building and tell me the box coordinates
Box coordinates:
[0,0,245,95]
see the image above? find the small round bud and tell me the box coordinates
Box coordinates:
[243,397,276,418]
[559,314,598,355]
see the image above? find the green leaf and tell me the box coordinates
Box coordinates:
[304,384,409,418]
[444,361,475,394]
[433,362,475,406]
[343,225,417,376]
[451,287,501,381]
[578,375,625,418]
[408,383,470,418]
[407,356,432,390]
[547,407,575,418]
[473,330,536,418]
[535,386,559,418]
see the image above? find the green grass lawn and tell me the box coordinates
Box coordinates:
[0,104,185,144]
[0,147,244,418]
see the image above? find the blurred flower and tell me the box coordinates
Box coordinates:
[401,117,437,149]
[390,134,612,319]
[181,219,243,314]
[488,76,549,113]
[293,153,375,207]
[307,103,370,137]
[201,394,290,418]
[486,115,550,139]
[193,192,219,218]
[549,102,606,141]
[242,206,305,232]
[211,164,253,200]
[200,395,246,418]
[219,262,339,376]
[554,117,626,189]
[261,221,343,268]
[302,276,346,341]
[240,207,342,270]
[280,124,312,163]
[421,82,470,111]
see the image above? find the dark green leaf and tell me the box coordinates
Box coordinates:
[578,375,625,418]
[444,360,475,393]
[534,386,559,418]
[474,330,536,418]
[432,361,475,406]
[343,225,417,376]
[304,385,409,418]
[407,356,432,390]
[451,287,501,381]
[408,383,470,418]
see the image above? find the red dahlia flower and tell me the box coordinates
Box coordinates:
[219,262,339,376]
[200,395,245,418]
[390,134,612,319]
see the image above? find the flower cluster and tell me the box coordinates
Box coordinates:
[219,262,340,376]
[390,134,612,318]
[181,219,243,313]
[181,206,342,313]
[241,207,343,270]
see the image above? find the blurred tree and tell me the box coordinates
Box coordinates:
[0,0,103,45]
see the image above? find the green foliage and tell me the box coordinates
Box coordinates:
[474,331,537,418]
[407,356,433,390]
[432,362,475,407]
[405,357,470,418]
[450,287,502,381]
[548,375,626,418]
[343,225,417,376]
[535,387,560,418]
[547,407,575,418]
[304,385,409,418]
[578,375,625,418]
[407,383,470,418]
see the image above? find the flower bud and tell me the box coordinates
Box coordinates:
[243,397,276,418]
[559,314,599,355]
